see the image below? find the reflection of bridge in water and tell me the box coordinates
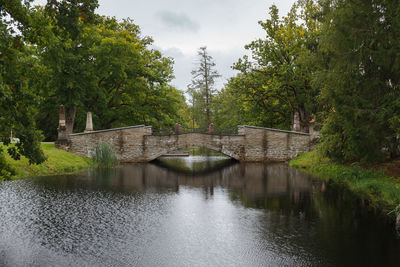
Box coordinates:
[119,163,312,197]
[53,163,313,199]
[154,155,237,176]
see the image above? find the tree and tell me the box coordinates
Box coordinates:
[230,1,321,132]
[0,0,187,180]
[0,0,46,170]
[213,76,292,130]
[37,0,99,135]
[189,47,220,127]
[84,17,184,130]
[186,85,202,129]
[212,86,244,130]
[35,14,186,138]
[316,0,400,162]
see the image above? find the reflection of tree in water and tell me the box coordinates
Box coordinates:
[34,168,121,192]
[29,160,400,266]
[235,175,400,267]
[304,183,400,267]
[227,164,316,218]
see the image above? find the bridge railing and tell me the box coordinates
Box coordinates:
[212,129,238,135]
[151,129,175,136]
[181,126,208,133]
[151,126,238,136]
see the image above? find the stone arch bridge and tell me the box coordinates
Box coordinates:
[56,124,311,162]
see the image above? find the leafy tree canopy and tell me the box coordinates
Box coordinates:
[225,0,321,132]
[0,0,46,165]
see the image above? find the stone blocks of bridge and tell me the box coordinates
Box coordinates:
[238,126,310,162]
[60,125,310,162]
[144,133,245,161]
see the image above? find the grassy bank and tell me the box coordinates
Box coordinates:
[290,150,400,215]
[2,143,91,180]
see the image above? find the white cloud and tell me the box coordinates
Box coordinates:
[156,11,200,32]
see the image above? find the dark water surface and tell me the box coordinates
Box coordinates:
[0,156,399,266]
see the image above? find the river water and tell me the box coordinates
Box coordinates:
[0,154,399,266]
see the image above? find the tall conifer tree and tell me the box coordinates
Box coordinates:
[189,47,220,127]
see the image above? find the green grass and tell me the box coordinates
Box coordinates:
[290,150,400,215]
[2,143,92,180]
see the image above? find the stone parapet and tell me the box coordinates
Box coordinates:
[238,125,310,161]
[144,133,246,161]
[59,124,310,162]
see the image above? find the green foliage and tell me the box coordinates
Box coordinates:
[32,1,100,134]
[290,150,400,214]
[80,16,184,130]
[2,0,187,150]
[33,11,185,137]
[4,0,399,168]
[92,142,118,168]
[0,0,46,164]
[221,1,321,132]
[316,0,400,162]
[212,86,247,130]
[214,74,292,130]
[0,149,16,180]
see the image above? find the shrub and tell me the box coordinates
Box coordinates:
[0,150,15,180]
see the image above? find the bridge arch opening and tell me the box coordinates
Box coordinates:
[152,147,237,175]
[148,145,239,162]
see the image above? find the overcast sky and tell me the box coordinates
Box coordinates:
[35,0,296,91]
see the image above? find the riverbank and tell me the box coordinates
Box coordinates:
[1,143,91,180]
[290,150,400,217]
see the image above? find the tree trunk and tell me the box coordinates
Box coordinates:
[191,95,195,129]
[65,105,77,135]
[204,56,210,125]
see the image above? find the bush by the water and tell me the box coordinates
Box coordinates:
[290,150,400,215]
[0,150,16,180]
[92,142,119,168]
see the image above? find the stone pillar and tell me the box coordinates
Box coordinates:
[145,126,152,135]
[292,112,301,132]
[238,126,245,135]
[208,123,214,134]
[56,105,69,146]
[174,123,181,134]
[84,112,93,132]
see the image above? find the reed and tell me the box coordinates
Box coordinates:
[390,204,400,217]
[92,142,119,168]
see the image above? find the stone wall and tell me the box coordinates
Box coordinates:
[144,133,246,161]
[67,125,148,162]
[59,125,311,162]
[238,126,311,162]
